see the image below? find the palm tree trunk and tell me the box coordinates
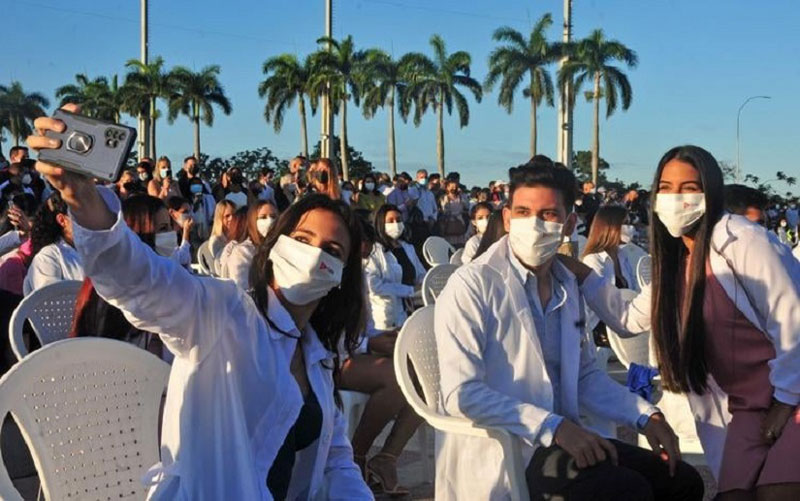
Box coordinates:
[388,88,397,177]
[530,88,538,158]
[340,97,349,181]
[436,96,445,177]
[193,103,201,161]
[591,72,601,186]
[149,97,157,159]
[298,97,309,158]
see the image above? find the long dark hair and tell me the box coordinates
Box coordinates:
[374,204,404,249]
[122,195,167,249]
[29,191,69,264]
[581,205,627,259]
[250,194,365,367]
[474,209,507,260]
[650,145,724,394]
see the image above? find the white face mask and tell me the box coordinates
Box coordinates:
[139,173,149,182]
[654,193,706,238]
[780,221,788,228]
[508,216,564,268]
[620,224,636,244]
[341,190,352,203]
[154,231,176,257]
[385,221,404,240]
[160,168,169,178]
[364,182,375,191]
[21,174,32,185]
[269,235,344,306]
[476,218,489,234]
[257,217,275,237]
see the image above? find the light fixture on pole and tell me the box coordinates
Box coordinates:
[736,95,770,183]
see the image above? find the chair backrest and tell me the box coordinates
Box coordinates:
[449,248,464,266]
[0,338,169,501]
[636,255,652,289]
[9,280,83,360]
[394,306,439,414]
[605,288,652,369]
[422,264,458,306]
[422,236,454,266]
[196,241,214,276]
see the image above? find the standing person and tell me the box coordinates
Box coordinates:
[29,106,372,499]
[353,174,385,217]
[222,200,277,290]
[646,145,800,500]
[177,156,205,199]
[223,168,249,208]
[435,157,702,501]
[208,200,236,275]
[461,202,492,264]
[257,167,276,205]
[438,180,469,247]
[386,172,414,220]
[280,156,308,205]
[409,169,438,230]
[427,173,443,202]
[23,191,85,295]
[135,161,154,192]
[150,156,182,200]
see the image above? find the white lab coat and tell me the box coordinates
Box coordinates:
[461,233,481,264]
[22,239,85,295]
[170,239,192,269]
[72,187,372,501]
[220,239,256,290]
[581,249,639,332]
[434,236,655,500]
[683,214,800,479]
[364,243,416,330]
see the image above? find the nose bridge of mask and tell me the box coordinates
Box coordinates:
[272,235,343,282]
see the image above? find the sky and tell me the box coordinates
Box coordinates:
[3,0,799,191]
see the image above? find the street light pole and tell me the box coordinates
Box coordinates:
[736,95,770,183]
[139,0,149,159]
[320,0,333,160]
[557,0,573,168]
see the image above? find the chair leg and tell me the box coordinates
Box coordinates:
[417,424,432,483]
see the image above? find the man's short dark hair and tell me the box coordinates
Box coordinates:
[508,155,577,211]
[724,184,768,215]
[260,167,274,177]
[183,156,197,164]
[9,146,28,158]
[429,173,441,182]
[166,195,189,211]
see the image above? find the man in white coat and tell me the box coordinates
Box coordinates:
[435,157,704,500]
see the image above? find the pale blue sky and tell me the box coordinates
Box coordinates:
[3,0,798,190]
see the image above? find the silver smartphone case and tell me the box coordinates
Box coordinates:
[39,110,136,182]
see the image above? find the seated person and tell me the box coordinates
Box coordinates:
[434,157,703,501]
[165,196,194,269]
[461,201,492,264]
[221,201,277,289]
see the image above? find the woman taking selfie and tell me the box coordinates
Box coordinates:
[647,145,800,501]
[28,106,372,500]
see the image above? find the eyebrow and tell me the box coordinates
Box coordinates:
[294,227,346,252]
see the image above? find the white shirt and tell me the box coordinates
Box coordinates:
[208,234,227,276]
[225,190,248,208]
[170,239,192,269]
[363,243,415,330]
[409,185,438,222]
[220,239,256,290]
[258,183,276,205]
[461,233,481,264]
[72,187,372,500]
[23,239,85,295]
[581,249,639,331]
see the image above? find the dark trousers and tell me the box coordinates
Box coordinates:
[526,439,704,501]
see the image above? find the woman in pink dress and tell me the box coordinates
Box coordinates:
[649,146,800,501]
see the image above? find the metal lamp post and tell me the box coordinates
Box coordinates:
[736,95,770,182]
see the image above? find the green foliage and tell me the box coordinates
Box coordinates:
[201,147,287,182]
[572,150,609,183]
[0,81,50,144]
[56,74,126,122]
[258,54,316,133]
[167,65,231,126]
[311,135,374,180]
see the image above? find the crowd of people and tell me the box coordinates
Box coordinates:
[0,105,798,501]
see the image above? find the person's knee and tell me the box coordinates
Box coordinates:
[585,467,654,501]
[671,461,705,500]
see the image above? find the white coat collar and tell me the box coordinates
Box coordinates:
[506,239,569,313]
[265,287,333,366]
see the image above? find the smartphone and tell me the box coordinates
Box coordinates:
[38,109,136,182]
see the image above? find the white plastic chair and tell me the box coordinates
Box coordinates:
[9,280,83,360]
[449,248,464,266]
[196,240,214,276]
[422,236,455,266]
[394,306,529,501]
[636,255,652,289]
[421,264,458,306]
[0,338,170,501]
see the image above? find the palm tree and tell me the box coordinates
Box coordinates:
[168,65,232,161]
[124,56,172,158]
[402,35,482,176]
[558,29,637,185]
[0,82,50,146]
[55,74,127,123]
[309,35,366,181]
[485,14,559,158]
[258,54,315,158]
[361,50,414,177]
